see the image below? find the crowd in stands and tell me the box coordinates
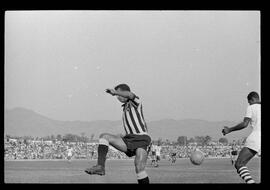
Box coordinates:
[4,138,243,161]
[4,138,129,160]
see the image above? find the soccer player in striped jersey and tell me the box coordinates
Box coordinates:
[85,84,151,184]
[222,91,261,184]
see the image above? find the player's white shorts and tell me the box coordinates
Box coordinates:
[68,153,72,157]
[245,131,261,154]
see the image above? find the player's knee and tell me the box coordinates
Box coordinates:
[99,133,109,140]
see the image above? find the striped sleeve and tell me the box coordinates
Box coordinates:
[130,97,140,108]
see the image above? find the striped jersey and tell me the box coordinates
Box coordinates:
[121,97,148,135]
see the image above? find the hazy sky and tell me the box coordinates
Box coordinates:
[5,11,260,122]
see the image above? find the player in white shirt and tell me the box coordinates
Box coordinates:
[222,91,261,184]
[154,144,161,167]
[149,144,157,166]
[67,146,73,162]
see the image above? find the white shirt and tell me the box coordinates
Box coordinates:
[67,148,73,155]
[155,146,161,156]
[244,103,261,152]
[245,104,261,132]
[151,145,156,152]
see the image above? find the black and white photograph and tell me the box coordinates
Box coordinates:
[4,10,261,183]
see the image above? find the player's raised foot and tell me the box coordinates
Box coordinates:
[85,165,105,176]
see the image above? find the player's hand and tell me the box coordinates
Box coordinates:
[222,126,230,136]
[105,88,116,96]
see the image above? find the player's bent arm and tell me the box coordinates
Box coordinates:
[114,90,137,100]
[106,88,139,100]
[229,117,251,133]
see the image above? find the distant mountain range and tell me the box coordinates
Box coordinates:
[4,107,252,142]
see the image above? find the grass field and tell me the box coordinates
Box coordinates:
[4,157,261,184]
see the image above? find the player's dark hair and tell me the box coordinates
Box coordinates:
[247,91,259,101]
[114,84,130,91]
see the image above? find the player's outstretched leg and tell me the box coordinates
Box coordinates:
[85,137,108,175]
[85,133,127,176]
[135,148,149,184]
[234,147,257,184]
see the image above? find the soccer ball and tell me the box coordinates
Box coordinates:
[190,150,204,165]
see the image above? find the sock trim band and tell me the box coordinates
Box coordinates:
[99,138,109,146]
[137,171,148,180]
[238,166,247,171]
